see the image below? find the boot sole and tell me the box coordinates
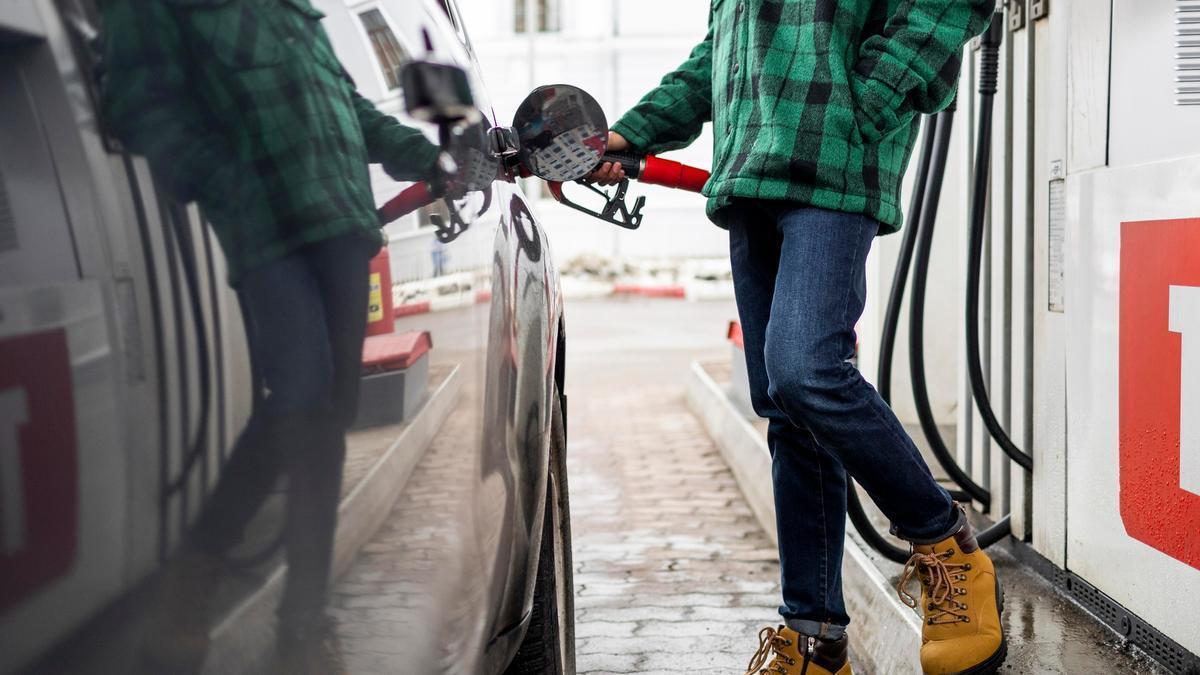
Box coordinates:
[943,576,1008,675]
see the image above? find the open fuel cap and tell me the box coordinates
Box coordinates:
[512,84,609,182]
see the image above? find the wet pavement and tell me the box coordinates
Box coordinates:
[563,298,787,675]
[323,296,1168,674]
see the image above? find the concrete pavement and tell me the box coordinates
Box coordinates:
[563,298,787,675]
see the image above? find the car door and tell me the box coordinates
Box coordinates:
[321,0,563,670]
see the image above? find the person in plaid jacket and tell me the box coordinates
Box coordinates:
[100,0,438,654]
[593,1,1004,673]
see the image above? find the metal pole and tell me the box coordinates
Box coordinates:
[610,0,621,259]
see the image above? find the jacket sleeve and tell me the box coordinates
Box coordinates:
[610,16,714,154]
[100,0,261,209]
[352,92,441,182]
[851,0,993,142]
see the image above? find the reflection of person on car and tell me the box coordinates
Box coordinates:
[590,1,1003,674]
[100,0,439,661]
[431,237,448,277]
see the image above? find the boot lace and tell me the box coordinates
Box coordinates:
[898,550,972,626]
[744,626,797,674]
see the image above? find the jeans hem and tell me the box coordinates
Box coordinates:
[783,617,847,640]
[891,503,966,545]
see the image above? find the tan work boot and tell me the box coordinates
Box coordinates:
[743,625,853,675]
[898,515,1006,674]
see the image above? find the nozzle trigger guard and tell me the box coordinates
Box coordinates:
[549,178,644,230]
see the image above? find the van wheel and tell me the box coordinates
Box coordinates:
[504,393,575,675]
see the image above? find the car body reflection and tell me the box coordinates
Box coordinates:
[0,0,573,673]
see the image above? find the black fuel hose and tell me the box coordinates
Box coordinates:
[163,202,214,498]
[849,15,1023,557]
[907,108,993,509]
[846,489,911,563]
[848,109,1009,564]
[847,114,942,564]
[964,14,1034,472]
[909,18,1015,548]
[876,114,937,406]
[123,157,173,561]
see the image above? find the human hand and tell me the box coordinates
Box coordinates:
[585,132,630,186]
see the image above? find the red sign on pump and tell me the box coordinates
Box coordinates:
[1119,218,1200,570]
[0,329,79,610]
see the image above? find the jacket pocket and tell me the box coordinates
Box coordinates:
[167,0,283,69]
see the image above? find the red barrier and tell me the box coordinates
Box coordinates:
[612,284,686,298]
[394,302,432,318]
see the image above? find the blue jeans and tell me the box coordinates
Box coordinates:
[193,231,378,615]
[722,201,959,640]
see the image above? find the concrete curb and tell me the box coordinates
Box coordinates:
[685,361,923,675]
[202,365,463,674]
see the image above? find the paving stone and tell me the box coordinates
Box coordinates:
[568,358,783,674]
[324,299,781,673]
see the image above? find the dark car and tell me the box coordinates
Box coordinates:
[0,0,573,672]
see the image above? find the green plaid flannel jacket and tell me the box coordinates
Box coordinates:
[101,0,439,283]
[611,0,992,232]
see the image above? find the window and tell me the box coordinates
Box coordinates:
[514,0,559,33]
[359,9,410,90]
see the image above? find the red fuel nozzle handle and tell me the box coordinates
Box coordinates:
[378,182,440,225]
[600,152,710,193]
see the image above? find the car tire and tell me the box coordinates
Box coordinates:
[504,392,575,675]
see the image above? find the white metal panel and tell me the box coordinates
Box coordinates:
[1031,0,1072,568]
[1007,19,1036,538]
[987,27,1014,521]
[1064,157,1200,653]
[0,55,79,286]
[1065,1,1111,172]
[1109,0,1200,168]
[0,0,44,37]
[0,282,124,673]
